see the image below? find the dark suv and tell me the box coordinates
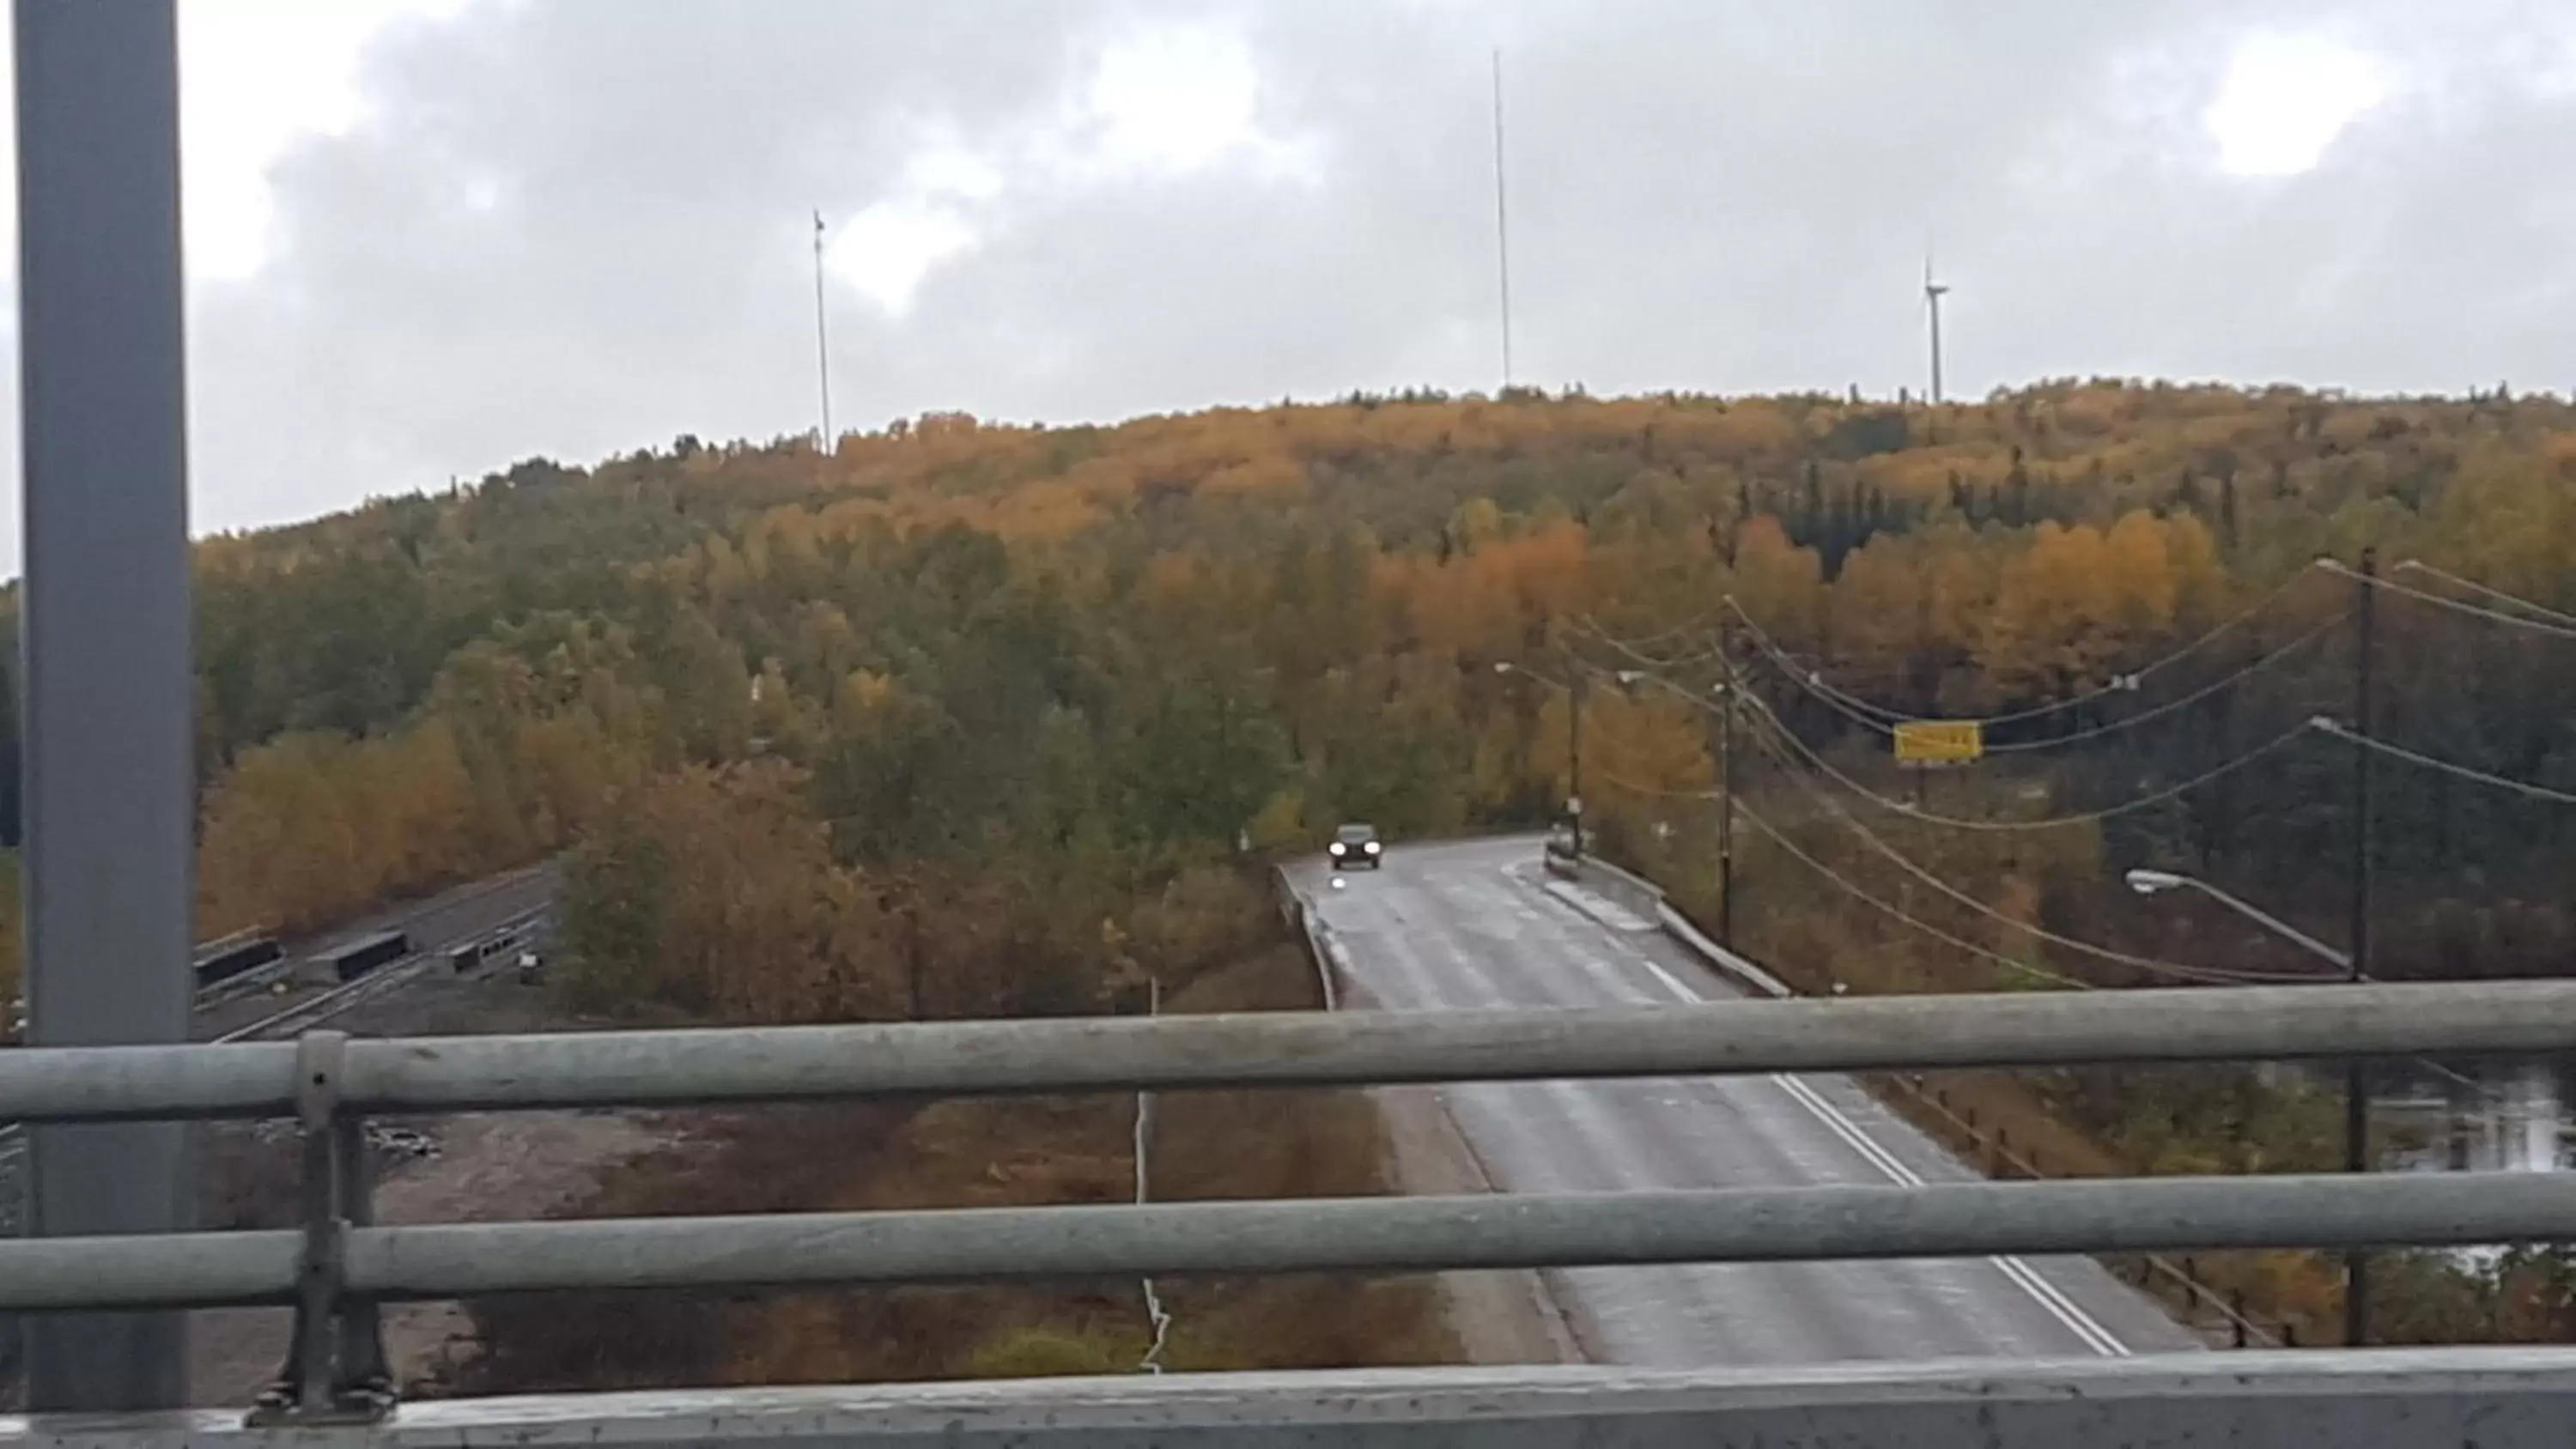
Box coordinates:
[1327,822,1384,870]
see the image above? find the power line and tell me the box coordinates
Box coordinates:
[1582,753,1720,803]
[1735,714,2340,985]
[1587,670,2510,1089]
[1731,797,2084,990]
[1729,687,2325,833]
[1725,769,2502,1097]
[1728,609,2346,753]
[2394,560,2576,629]
[2321,558,2576,641]
[1571,609,1728,664]
[2312,720,2576,807]
[1582,666,2346,980]
[1720,562,2330,728]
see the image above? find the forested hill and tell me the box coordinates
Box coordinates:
[4,379,2573,1013]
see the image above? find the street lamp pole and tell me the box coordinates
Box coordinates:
[1716,625,1739,949]
[2127,864,2371,1343]
[2124,870,2350,970]
[1568,670,1586,858]
[1495,661,1650,862]
[1496,661,1580,855]
[2345,546,2379,1347]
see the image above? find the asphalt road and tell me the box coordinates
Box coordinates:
[190,863,561,1040]
[1293,835,2200,1366]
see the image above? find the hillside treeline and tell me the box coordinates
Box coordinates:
[0,380,2571,1020]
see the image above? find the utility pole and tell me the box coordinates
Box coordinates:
[15,0,196,1408]
[1567,667,1585,858]
[811,209,833,452]
[1716,622,1737,949]
[1923,257,1950,406]
[1491,48,1514,393]
[2344,546,2378,1346]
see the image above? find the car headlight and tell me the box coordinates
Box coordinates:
[1364,840,1381,854]
[1328,843,1345,856]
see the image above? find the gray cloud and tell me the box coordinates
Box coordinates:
[12,0,2576,563]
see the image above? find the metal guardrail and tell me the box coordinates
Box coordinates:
[3,980,2576,1424]
[10,1170,2576,1313]
[17,1352,2576,1448]
[7,981,2573,1121]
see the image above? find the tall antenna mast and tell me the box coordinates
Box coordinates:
[812,209,834,451]
[1491,48,1514,393]
[1923,252,1950,406]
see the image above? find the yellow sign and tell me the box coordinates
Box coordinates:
[1893,719,1983,766]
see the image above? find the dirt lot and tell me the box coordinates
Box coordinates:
[190,959,686,1407]
[33,925,1498,1405]
[453,943,1469,1391]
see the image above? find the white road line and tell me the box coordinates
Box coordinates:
[1601,908,2134,1358]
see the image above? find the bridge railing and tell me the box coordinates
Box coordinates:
[6,979,2576,1424]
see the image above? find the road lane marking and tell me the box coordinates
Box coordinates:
[1622,952,2130,1357]
[1327,854,2139,1358]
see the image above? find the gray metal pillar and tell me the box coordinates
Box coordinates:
[14,0,196,1410]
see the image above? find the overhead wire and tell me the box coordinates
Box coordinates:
[2391,560,2576,630]
[1581,657,2512,1090]
[1571,603,1732,659]
[1732,709,2343,985]
[1734,687,2327,833]
[1579,568,2548,1089]
[1727,608,2348,754]
[1718,561,2330,728]
[2314,720,2576,807]
[1728,797,2088,991]
[1582,664,2350,984]
[2322,558,2576,641]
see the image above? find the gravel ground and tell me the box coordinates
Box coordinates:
[185,954,693,1408]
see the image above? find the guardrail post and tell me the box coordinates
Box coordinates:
[2233,1290,2251,1348]
[250,1032,393,1426]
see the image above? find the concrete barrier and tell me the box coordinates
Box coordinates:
[1552,854,1792,1001]
[1273,867,1339,1012]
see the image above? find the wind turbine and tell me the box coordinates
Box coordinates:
[1922,252,1950,406]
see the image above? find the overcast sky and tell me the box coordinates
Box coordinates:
[2,0,2573,564]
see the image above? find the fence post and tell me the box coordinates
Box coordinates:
[249,1033,392,1427]
[2233,1290,2250,1349]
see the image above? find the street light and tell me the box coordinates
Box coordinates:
[2124,864,2370,1345]
[1493,662,1660,860]
[1495,660,1584,857]
[2123,870,2351,970]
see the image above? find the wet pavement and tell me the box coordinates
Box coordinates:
[1293,835,2200,1366]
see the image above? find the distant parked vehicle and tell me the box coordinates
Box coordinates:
[191,929,284,990]
[324,929,410,983]
[1327,822,1385,871]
